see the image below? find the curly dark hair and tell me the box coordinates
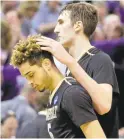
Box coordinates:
[10,35,54,67]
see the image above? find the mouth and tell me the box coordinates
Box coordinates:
[58,36,61,38]
[33,85,40,91]
[34,85,38,90]
[57,36,61,41]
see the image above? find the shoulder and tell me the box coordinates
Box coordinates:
[89,51,114,70]
[63,83,91,104]
[92,51,112,63]
[91,51,113,65]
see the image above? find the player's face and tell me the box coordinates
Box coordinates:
[19,61,52,92]
[54,11,76,48]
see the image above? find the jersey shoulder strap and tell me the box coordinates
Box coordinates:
[57,77,78,105]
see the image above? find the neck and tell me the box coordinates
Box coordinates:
[68,35,94,60]
[49,67,64,92]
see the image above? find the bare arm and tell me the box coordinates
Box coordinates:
[36,37,113,115]
[67,58,112,115]
[80,120,106,138]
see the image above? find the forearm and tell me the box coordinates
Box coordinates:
[66,58,111,114]
[81,120,106,138]
[38,23,56,34]
[36,36,112,114]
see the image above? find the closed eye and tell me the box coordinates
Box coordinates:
[58,19,64,25]
[59,21,63,24]
[28,72,34,78]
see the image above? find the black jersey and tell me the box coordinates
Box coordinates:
[67,47,119,138]
[46,77,97,138]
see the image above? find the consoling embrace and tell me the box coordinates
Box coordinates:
[10,2,119,138]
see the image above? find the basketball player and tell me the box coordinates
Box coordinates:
[10,36,106,138]
[36,2,119,138]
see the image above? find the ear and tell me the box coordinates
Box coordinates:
[41,58,52,72]
[74,21,83,33]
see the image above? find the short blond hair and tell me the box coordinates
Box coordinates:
[60,2,98,37]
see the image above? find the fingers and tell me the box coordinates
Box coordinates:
[36,36,55,54]
[36,38,49,43]
[40,47,52,53]
[36,37,52,46]
[36,41,52,53]
[40,36,51,40]
[36,38,43,41]
[36,36,52,41]
[36,41,51,48]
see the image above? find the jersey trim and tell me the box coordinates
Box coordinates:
[66,47,98,76]
[49,77,73,105]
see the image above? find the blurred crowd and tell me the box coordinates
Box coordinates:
[1,0,124,138]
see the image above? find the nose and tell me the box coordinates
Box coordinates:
[31,83,37,89]
[28,80,34,87]
[54,23,59,34]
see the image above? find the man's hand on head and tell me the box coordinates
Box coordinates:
[36,36,74,65]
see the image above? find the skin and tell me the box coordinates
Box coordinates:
[19,60,63,92]
[36,10,113,115]
[1,117,18,138]
[55,11,77,49]
[81,120,106,138]
[103,15,121,40]
[19,61,52,92]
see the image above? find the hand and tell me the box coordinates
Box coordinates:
[36,36,74,65]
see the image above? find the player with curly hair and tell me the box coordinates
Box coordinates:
[10,35,106,138]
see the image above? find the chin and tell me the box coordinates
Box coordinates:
[58,38,71,49]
